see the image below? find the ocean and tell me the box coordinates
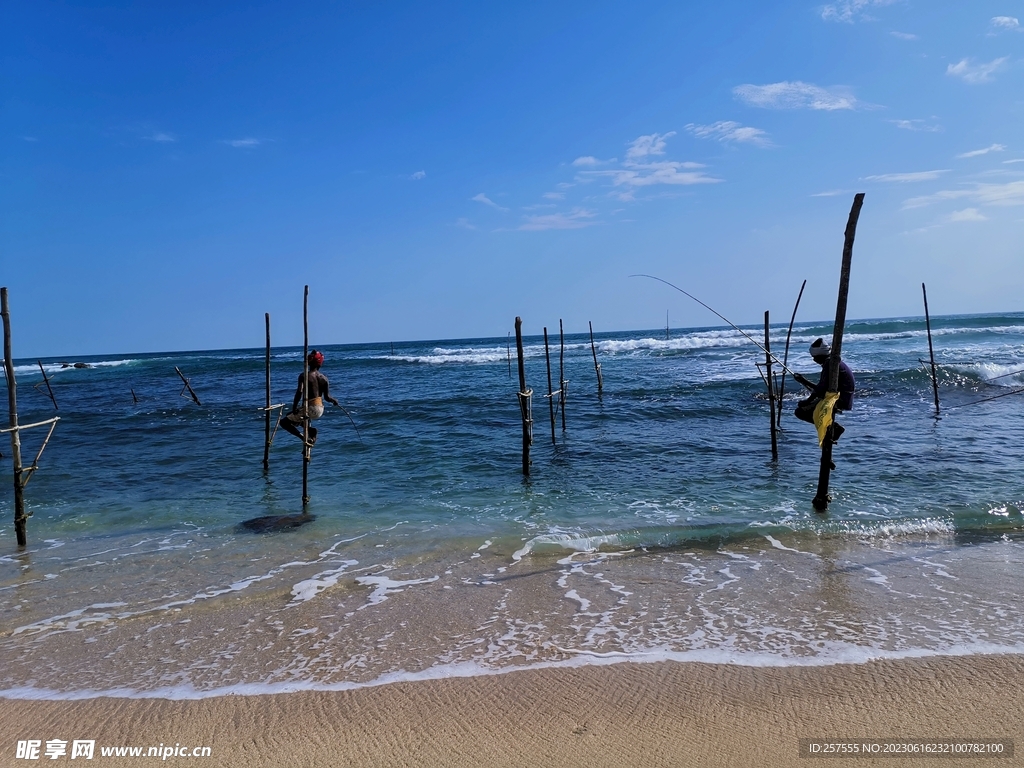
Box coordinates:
[1,313,1023,699]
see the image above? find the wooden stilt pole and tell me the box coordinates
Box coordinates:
[263,313,271,472]
[302,286,310,506]
[507,333,512,378]
[559,319,566,432]
[515,317,531,476]
[2,288,27,546]
[923,283,940,416]
[35,361,58,410]
[777,279,806,429]
[813,193,864,511]
[544,327,556,444]
[131,388,139,404]
[174,367,202,405]
[765,311,778,461]
[588,321,603,393]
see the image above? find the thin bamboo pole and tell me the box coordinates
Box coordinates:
[515,317,530,476]
[777,279,806,428]
[922,283,940,416]
[589,321,603,393]
[813,193,864,511]
[765,311,778,460]
[2,288,26,546]
[36,361,58,409]
[174,367,202,405]
[559,319,566,431]
[302,286,310,506]
[263,313,271,471]
[544,327,556,444]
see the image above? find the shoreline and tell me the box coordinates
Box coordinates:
[4,654,1022,767]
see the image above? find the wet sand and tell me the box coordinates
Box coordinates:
[3,654,1022,767]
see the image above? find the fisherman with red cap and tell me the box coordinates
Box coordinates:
[280,349,340,446]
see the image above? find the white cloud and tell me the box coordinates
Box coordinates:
[889,119,941,132]
[946,57,1009,84]
[1004,159,1024,164]
[811,189,847,197]
[990,16,1020,32]
[411,170,426,180]
[821,0,899,23]
[957,144,1006,158]
[890,31,918,40]
[224,138,261,148]
[625,132,675,161]
[865,170,949,183]
[471,193,509,212]
[519,208,598,231]
[733,81,857,110]
[903,180,1024,209]
[572,156,600,166]
[685,121,772,147]
[948,208,987,222]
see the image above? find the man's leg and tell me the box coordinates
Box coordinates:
[280,413,305,440]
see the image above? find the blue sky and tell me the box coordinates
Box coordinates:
[3,1,1022,356]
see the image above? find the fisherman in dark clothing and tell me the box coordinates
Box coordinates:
[280,349,340,446]
[792,337,855,441]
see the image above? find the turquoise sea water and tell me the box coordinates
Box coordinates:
[1,313,1023,698]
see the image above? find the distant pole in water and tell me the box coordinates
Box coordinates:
[514,317,531,476]
[922,283,940,417]
[588,321,603,393]
[544,327,556,445]
[390,342,394,356]
[507,333,512,379]
[35,361,58,410]
[131,388,139,404]
[2,288,26,546]
[263,313,272,472]
[777,279,807,429]
[813,193,864,512]
[764,311,778,461]
[174,367,202,406]
[302,286,310,506]
[559,319,567,432]
[666,310,670,340]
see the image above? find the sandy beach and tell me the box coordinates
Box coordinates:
[4,654,1021,767]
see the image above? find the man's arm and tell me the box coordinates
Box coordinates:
[291,373,303,411]
[792,372,816,391]
[319,373,340,407]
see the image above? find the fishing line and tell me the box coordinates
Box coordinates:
[944,386,1024,411]
[630,274,805,379]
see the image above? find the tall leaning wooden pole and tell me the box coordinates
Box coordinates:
[764,310,778,461]
[2,288,27,546]
[302,286,310,507]
[922,283,940,416]
[515,317,531,476]
[263,313,272,471]
[813,193,864,512]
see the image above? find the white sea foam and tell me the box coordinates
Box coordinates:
[354,574,439,609]
[2,642,1022,701]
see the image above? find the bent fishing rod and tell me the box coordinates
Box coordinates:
[630,273,807,380]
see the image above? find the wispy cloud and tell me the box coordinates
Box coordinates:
[410,170,426,180]
[542,192,565,200]
[471,193,509,212]
[224,138,261,148]
[957,144,1006,159]
[625,132,675,161]
[865,170,949,183]
[573,156,601,166]
[990,16,1021,33]
[1005,159,1024,164]
[733,81,857,110]
[889,119,941,132]
[685,121,772,147]
[145,132,176,143]
[811,189,848,197]
[455,217,476,230]
[519,207,598,231]
[821,0,899,23]
[948,208,987,222]
[946,57,1009,84]
[903,180,1024,209]
[890,31,918,40]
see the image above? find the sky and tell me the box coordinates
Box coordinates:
[2,0,1023,356]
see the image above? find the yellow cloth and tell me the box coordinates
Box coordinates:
[813,391,840,447]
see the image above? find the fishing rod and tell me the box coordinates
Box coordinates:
[945,385,1024,411]
[630,274,807,380]
[336,404,365,443]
